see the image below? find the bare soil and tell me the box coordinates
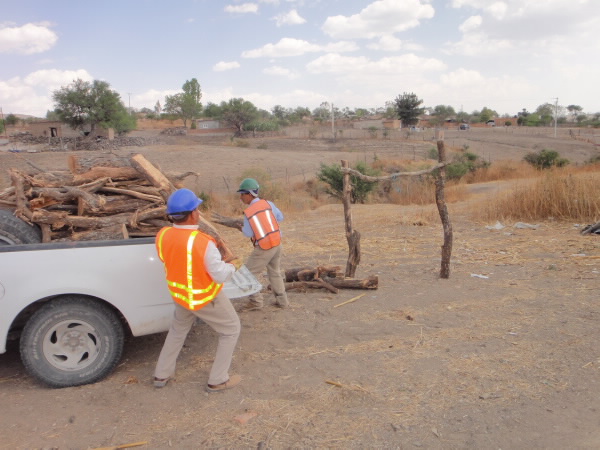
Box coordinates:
[1,128,599,449]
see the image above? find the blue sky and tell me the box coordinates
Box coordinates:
[1,0,599,118]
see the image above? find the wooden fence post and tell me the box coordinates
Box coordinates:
[435,141,453,279]
[342,160,361,277]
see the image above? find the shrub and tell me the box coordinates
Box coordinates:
[524,149,569,169]
[367,126,378,139]
[257,143,268,149]
[445,152,490,181]
[316,161,380,203]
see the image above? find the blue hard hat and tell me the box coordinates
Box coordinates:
[166,189,202,215]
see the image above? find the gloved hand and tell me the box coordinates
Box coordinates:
[229,258,243,271]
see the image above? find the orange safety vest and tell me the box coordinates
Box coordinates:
[244,199,281,250]
[155,227,222,311]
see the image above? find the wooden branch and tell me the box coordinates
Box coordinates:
[211,212,243,231]
[340,162,447,182]
[581,221,600,235]
[284,279,338,293]
[99,186,163,203]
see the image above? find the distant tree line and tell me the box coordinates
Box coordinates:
[11,76,594,136]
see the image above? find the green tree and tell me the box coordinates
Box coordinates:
[317,161,380,204]
[567,104,582,122]
[164,78,203,127]
[432,105,456,123]
[220,98,258,136]
[52,79,132,133]
[393,92,424,126]
[5,113,19,126]
[524,149,569,169]
[476,106,497,123]
[110,108,137,135]
[203,102,222,118]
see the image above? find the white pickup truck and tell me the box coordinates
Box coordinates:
[0,210,259,388]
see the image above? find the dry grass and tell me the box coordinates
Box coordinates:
[474,166,600,222]
[463,160,538,183]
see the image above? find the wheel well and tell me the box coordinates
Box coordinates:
[8,294,131,342]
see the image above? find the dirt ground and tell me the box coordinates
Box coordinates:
[1,128,599,449]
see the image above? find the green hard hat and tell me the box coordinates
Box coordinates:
[237,178,260,192]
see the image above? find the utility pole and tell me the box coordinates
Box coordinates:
[127,93,132,114]
[331,102,335,141]
[552,97,558,138]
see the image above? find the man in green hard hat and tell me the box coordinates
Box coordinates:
[237,178,289,310]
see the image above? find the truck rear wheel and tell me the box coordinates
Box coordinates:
[0,209,42,245]
[20,296,124,388]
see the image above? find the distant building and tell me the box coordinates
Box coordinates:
[195,119,222,129]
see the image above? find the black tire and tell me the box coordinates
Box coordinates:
[20,296,124,388]
[0,209,42,245]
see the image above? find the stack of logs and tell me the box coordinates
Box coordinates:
[0,153,194,242]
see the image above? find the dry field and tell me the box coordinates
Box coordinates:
[0,127,599,449]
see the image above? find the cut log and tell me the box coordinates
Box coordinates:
[130,153,175,201]
[68,154,134,174]
[284,266,342,282]
[59,224,129,241]
[322,275,378,290]
[9,169,33,221]
[284,279,338,293]
[72,166,140,185]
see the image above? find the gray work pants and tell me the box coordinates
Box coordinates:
[154,291,240,386]
[245,244,287,306]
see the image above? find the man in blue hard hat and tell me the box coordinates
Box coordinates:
[153,188,243,392]
[237,178,289,311]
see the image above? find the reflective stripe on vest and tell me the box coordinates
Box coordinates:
[244,199,281,250]
[156,227,222,310]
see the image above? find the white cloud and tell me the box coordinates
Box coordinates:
[322,0,434,40]
[0,22,58,54]
[367,35,403,51]
[24,69,93,90]
[262,65,299,79]
[0,69,94,116]
[242,37,356,58]
[213,61,241,71]
[241,89,327,110]
[459,15,482,33]
[133,89,179,110]
[306,53,446,75]
[273,9,306,27]
[224,3,259,14]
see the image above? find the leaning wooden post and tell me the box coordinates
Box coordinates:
[435,140,453,278]
[341,160,361,277]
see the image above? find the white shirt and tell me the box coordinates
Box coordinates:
[173,224,235,284]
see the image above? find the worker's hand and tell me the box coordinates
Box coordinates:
[229,258,243,271]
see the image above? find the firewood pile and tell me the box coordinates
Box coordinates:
[0,153,197,242]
